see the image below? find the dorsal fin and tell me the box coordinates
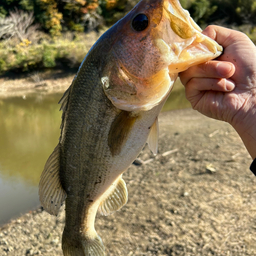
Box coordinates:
[98,176,128,216]
[39,144,67,216]
[58,85,72,132]
[147,117,159,156]
[59,85,71,112]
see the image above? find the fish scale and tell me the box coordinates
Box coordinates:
[39,0,222,255]
[61,86,115,198]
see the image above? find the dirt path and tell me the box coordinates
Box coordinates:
[0,108,255,255]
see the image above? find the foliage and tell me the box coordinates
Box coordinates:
[38,0,63,37]
[0,30,105,74]
[42,45,56,67]
[0,0,104,36]
[0,0,255,74]
[207,0,256,24]
[59,0,103,32]
[0,8,39,42]
[0,0,256,35]
[188,0,218,25]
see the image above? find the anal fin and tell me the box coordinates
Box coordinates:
[39,144,67,216]
[147,117,159,156]
[98,176,128,216]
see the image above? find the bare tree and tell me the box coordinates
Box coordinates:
[0,8,39,42]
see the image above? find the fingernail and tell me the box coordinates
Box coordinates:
[225,79,235,91]
[217,63,233,77]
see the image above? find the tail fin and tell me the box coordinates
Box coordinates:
[62,228,105,256]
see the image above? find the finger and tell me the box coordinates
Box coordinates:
[202,25,249,49]
[185,77,235,98]
[179,61,235,86]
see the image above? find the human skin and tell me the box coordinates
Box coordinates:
[179,25,256,159]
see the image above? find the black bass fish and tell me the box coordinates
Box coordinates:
[39,0,222,255]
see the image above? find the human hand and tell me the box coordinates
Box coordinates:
[179,25,256,158]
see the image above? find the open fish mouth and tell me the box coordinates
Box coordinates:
[155,0,223,73]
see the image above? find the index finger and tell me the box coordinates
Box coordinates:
[202,25,250,49]
[179,60,235,86]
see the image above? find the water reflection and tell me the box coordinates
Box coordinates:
[162,79,191,112]
[0,176,39,225]
[0,80,189,225]
[0,93,63,224]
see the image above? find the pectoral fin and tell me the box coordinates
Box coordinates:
[108,111,137,156]
[98,176,128,216]
[39,144,67,216]
[147,117,159,156]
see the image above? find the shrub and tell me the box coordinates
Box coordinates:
[189,0,217,25]
[0,8,39,42]
[0,30,102,74]
[0,0,255,75]
[38,0,63,37]
[42,45,56,67]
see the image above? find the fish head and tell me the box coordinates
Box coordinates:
[102,0,222,112]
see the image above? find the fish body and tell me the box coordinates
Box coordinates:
[39,0,222,255]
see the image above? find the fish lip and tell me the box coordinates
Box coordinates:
[178,34,223,57]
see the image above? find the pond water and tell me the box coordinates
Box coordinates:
[0,93,63,225]
[0,80,190,225]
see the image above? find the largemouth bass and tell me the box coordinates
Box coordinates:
[39,0,222,255]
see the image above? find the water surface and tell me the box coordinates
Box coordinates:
[0,93,63,225]
[0,80,190,225]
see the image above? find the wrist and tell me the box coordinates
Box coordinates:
[231,94,256,159]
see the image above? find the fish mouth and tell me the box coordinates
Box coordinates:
[167,33,223,73]
[156,0,222,73]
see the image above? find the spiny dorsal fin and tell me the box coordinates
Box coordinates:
[147,117,159,156]
[39,144,67,216]
[98,176,128,216]
[59,84,73,112]
[59,86,72,132]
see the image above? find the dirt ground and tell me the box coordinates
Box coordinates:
[0,105,256,255]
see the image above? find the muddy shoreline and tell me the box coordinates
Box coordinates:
[1,107,255,255]
[0,70,75,99]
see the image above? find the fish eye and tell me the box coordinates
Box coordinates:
[132,14,149,32]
